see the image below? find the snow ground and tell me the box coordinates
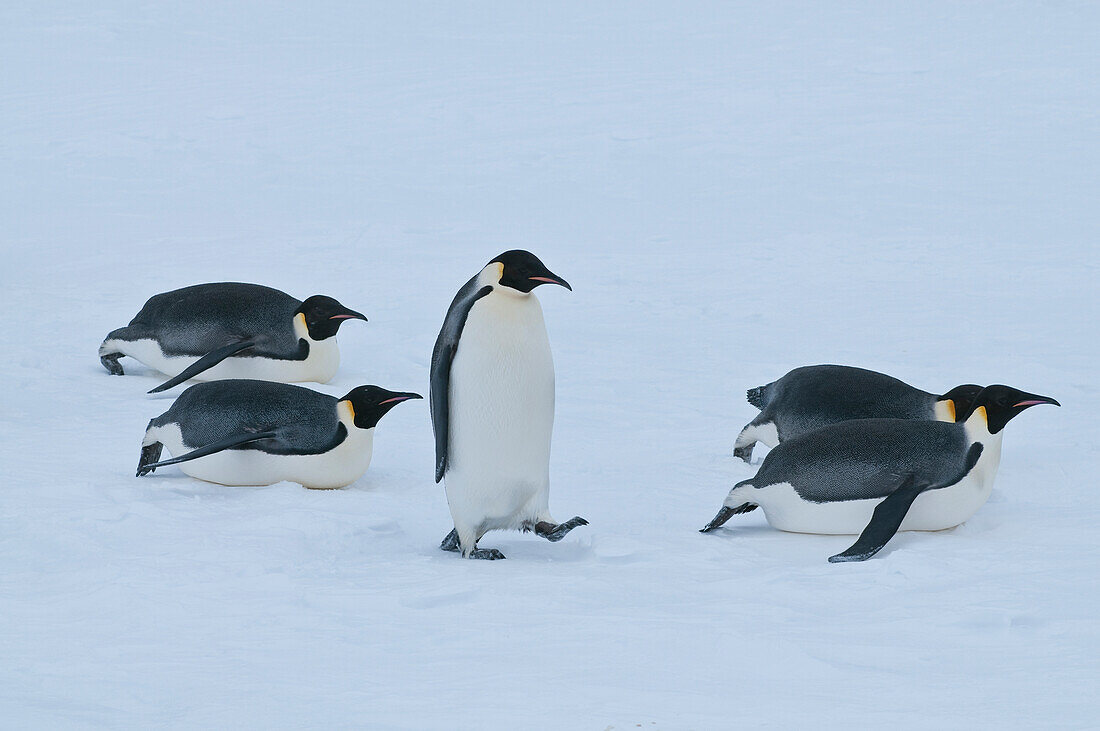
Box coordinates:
[2,2,1098,728]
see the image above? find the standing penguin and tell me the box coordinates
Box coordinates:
[702,384,1059,562]
[100,283,367,393]
[137,379,420,489]
[430,250,587,559]
[734,365,982,461]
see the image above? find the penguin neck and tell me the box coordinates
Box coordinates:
[933,398,956,422]
[476,263,536,301]
[963,406,1004,479]
[292,312,318,345]
[292,312,340,379]
[336,400,375,444]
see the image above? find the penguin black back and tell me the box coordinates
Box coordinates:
[753,418,973,503]
[123,283,304,358]
[152,379,344,456]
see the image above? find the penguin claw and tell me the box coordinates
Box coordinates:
[136,443,162,477]
[101,353,124,376]
[468,548,506,560]
[700,506,736,533]
[440,529,460,552]
[536,516,589,542]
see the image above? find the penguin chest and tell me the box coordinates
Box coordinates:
[901,437,1002,531]
[156,423,374,489]
[447,293,555,499]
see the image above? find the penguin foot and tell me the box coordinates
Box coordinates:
[467,548,506,560]
[733,443,755,463]
[535,516,589,542]
[101,353,124,376]
[699,503,757,533]
[440,529,460,552]
[136,443,163,477]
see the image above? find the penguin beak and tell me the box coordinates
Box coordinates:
[330,308,367,322]
[378,392,423,405]
[1013,394,1060,408]
[529,272,572,291]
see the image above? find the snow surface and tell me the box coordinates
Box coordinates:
[2,2,1098,728]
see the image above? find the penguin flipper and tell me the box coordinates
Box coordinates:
[136,430,278,476]
[828,474,928,563]
[148,339,258,393]
[430,281,492,483]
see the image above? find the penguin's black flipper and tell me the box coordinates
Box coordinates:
[430,279,492,482]
[828,474,928,563]
[148,339,258,393]
[136,430,278,476]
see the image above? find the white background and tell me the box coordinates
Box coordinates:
[2,2,1096,728]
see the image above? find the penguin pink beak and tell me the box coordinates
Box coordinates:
[529,276,572,291]
[1014,397,1060,408]
[378,394,423,405]
[330,309,367,321]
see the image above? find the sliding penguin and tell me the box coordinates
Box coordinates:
[137,379,420,489]
[734,365,982,461]
[100,283,367,393]
[703,385,1058,562]
[431,250,587,559]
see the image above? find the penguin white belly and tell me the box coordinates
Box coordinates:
[109,337,340,384]
[148,423,373,489]
[445,292,555,530]
[755,440,1003,534]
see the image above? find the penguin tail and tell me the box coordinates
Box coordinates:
[746,382,774,410]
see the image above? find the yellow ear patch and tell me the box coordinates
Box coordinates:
[337,399,355,424]
[495,261,504,279]
[975,405,988,425]
[946,399,956,421]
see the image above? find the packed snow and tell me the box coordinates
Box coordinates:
[2,2,1097,728]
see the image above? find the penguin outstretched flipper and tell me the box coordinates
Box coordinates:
[148,339,258,393]
[136,430,278,476]
[828,474,929,563]
[829,442,987,562]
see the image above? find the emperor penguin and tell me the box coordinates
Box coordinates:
[100,283,367,393]
[137,379,420,489]
[430,250,588,559]
[703,385,1059,562]
[734,365,982,462]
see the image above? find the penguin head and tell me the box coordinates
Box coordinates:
[295,296,367,340]
[936,384,983,422]
[962,385,1060,434]
[489,250,572,295]
[340,386,422,429]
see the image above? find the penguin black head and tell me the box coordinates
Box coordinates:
[937,384,983,422]
[962,384,1060,434]
[341,386,422,429]
[490,250,572,294]
[296,295,368,340]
